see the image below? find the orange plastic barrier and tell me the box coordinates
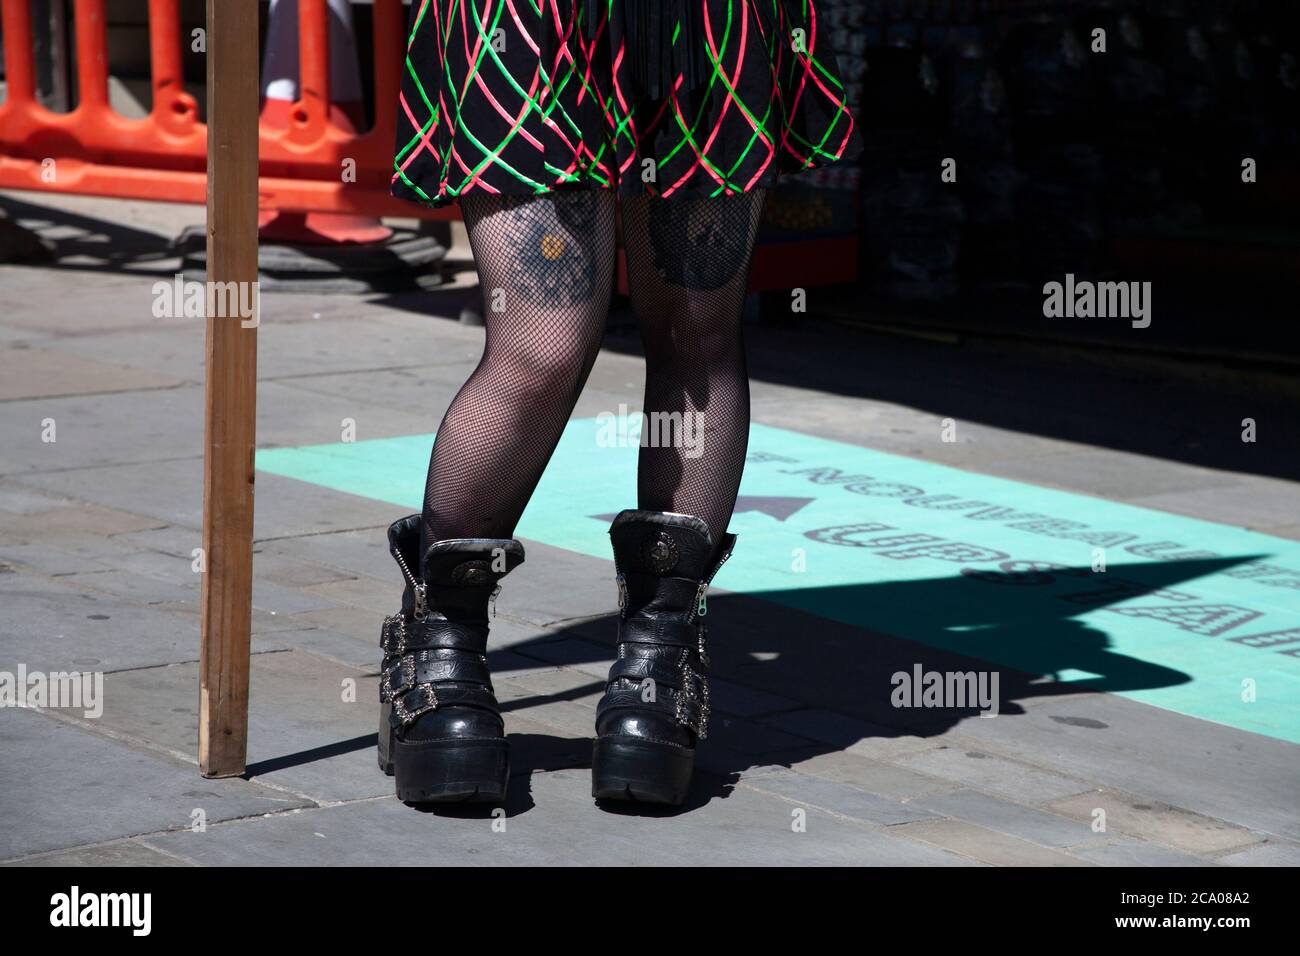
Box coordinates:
[0,0,451,219]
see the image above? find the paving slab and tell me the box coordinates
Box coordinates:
[1,501,167,539]
[109,524,202,557]
[0,277,184,337]
[1068,840,1216,867]
[1258,524,1300,542]
[76,568,198,606]
[495,661,605,702]
[2,840,191,867]
[706,676,802,719]
[499,697,601,740]
[758,708,942,762]
[12,460,402,541]
[1045,789,1265,856]
[38,312,477,382]
[504,636,613,674]
[981,448,1244,501]
[707,714,821,757]
[258,525,397,579]
[0,347,184,400]
[284,605,391,643]
[0,386,203,476]
[113,548,204,583]
[0,573,198,672]
[785,749,958,800]
[741,769,940,826]
[951,691,1300,842]
[889,819,1093,866]
[894,746,1095,804]
[270,367,474,420]
[0,481,76,514]
[45,650,384,804]
[0,707,306,861]
[753,397,1082,466]
[253,552,360,589]
[9,458,203,528]
[143,768,979,867]
[1217,841,1300,867]
[252,625,376,668]
[293,575,399,615]
[1128,477,1300,534]
[913,788,1115,849]
[249,578,342,616]
[251,476,424,542]
[1,541,141,577]
[255,381,438,449]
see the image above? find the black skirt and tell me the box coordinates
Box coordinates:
[392,0,862,206]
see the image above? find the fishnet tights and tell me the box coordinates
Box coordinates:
[421,189,766,556]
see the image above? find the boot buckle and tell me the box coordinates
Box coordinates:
[391,683,439,726]
[381,613,408,656]
[675,655,711,739]
[696,623,710,669]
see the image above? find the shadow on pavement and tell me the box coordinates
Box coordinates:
[483,557,1246,816]
[230,559,1250,817]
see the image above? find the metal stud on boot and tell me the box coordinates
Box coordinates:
[378,515,524,803]
[591,510,735,805]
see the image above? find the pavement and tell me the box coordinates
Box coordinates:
[1,190,1298,867]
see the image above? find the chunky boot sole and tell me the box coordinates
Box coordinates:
[393,737,510,804]
[380,704,509,803]
[591,736,694,805]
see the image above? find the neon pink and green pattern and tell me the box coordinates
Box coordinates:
[392,0,861,206]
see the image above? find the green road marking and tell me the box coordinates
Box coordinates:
[258,419,1300,743]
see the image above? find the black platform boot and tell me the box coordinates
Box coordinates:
[378,515,524,803]
[591,510,735,805]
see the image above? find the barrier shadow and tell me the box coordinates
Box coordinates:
[0,194,186,274]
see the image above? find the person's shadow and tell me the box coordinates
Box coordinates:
[489,555,1255,816]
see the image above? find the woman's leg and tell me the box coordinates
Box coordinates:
[620,191,767,550]
[421,190,617,548]
[590,192,765,805]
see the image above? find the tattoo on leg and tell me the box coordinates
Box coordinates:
[621,192,765,551]
[647,199,753,291]
[425,190,617,543]
[507,196,600,308]
[554,189,603,232]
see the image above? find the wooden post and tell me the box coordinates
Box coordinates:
[199,0,260,777]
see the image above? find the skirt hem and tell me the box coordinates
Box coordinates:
[390,148,860,210]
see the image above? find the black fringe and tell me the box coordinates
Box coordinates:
[624,0,709,100]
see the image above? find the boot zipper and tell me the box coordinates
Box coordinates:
[690,546,732,668]
[688,545,733,623]
[393,547,428,621]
